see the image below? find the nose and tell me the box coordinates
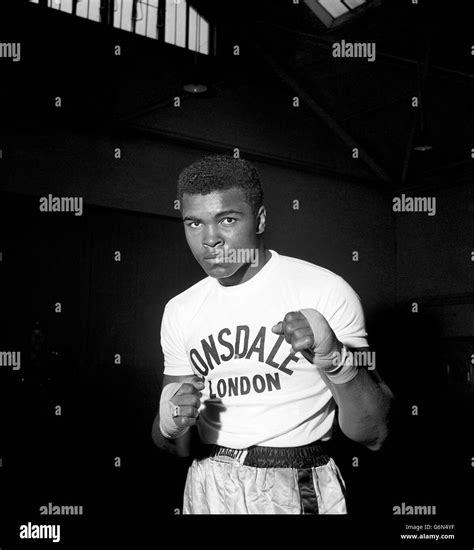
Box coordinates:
[202,225,223,249]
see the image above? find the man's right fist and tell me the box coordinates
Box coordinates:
[171,377,205,428]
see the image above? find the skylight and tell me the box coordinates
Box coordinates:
[304,0,375,28]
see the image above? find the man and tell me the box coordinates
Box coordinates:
[151,155,393,514]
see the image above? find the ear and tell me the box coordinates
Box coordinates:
[256,205,266,234]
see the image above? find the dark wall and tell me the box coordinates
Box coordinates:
[0,190,205,417]
[396,185,474,304]
[0,192,203,540]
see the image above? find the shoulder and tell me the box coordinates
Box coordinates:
[276,252,347,288]
[274,251,363,308]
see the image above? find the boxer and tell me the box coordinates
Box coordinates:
[152,155,393,514]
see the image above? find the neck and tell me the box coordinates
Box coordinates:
[217,244,270,287]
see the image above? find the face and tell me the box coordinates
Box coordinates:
[182,187,265,282]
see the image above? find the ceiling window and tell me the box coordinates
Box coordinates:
[134,0,160,39]
[164,0,187,48]
[29,0,212,54]
[304,0,376,28]
[31,0,101,21]
[188,5,209,55]
[76,0,101,22]
[48,0,74,13]
[114,0,135,32]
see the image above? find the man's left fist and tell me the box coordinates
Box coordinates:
[271,310,342,368]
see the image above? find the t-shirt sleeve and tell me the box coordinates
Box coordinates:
[323,276,369,349]
[160,299,194,376]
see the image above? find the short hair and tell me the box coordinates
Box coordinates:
[177,155,263,215]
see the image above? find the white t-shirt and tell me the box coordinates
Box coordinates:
[161,249,368,449]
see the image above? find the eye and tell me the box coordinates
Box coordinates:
[221,217,236,225]
[187,221,201,228]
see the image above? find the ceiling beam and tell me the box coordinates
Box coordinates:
[250,19,474,82]
[242,34,392,184]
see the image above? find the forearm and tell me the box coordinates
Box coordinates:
[322,366,393,450]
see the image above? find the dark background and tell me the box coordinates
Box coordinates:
[0,0,473,545]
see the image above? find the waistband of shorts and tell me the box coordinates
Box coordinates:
[199,441,332,468]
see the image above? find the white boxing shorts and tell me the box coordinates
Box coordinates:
[182,441,347,514]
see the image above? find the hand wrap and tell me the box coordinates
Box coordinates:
[159,382,190,439]
[299,308,359,385]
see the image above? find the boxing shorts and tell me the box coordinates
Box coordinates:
[182,440,347,514]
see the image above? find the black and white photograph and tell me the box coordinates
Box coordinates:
[0,0,473,546]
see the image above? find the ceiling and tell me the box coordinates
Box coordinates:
[188,0,474,189]
[2,0,473,191]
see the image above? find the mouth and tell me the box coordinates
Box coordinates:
[203,251,225,261]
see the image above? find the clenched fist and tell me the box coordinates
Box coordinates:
[171,377,205,428]
[271,309,342,371]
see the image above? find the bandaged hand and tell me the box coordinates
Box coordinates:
[159,376,205,439]
[272,309,341,368]
[272,309,358,385]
